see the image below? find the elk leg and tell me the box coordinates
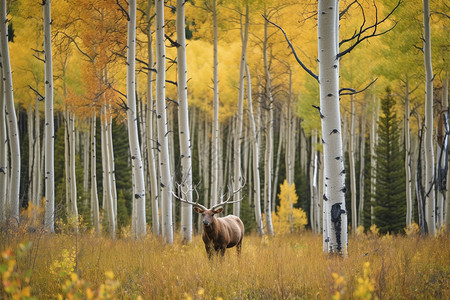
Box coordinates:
[236,241,242,256]
[205,244,213,259]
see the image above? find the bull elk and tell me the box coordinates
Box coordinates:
[173,180,245,259]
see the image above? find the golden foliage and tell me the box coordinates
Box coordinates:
[272,179,307,234]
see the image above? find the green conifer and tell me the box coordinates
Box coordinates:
[374,87,406,233]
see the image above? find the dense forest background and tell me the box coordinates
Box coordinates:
[1,0,448,240]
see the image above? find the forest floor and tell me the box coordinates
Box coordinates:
[0,225,449,299]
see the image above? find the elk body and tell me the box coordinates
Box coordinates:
[173,180,245,258]
[194,206,244,258]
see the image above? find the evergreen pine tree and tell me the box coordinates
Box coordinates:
[374,87,406,233]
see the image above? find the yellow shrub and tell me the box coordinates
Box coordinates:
[272,180,307,234]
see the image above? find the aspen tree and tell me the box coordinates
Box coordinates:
[0,67,6,225]
[246,65,264,235]
[349,95,357,233]
[43,0,55,232]
[146,0,160,236]
[156,0,173,243]
[317,0,348,254]
[90,114,100,233]
[176,0,194,243]
[128,0,147,238]
[263,15,274,234]
[0,0,20,224]
[233,5,249,217]
[211,0,220,208]
[423,0,435,235]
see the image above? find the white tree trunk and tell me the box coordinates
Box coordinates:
[233,5,249,216]
[246,65,264,235]
[0,0,20,224]
[90,114,100,233]
[318,0,348,254]
[156,0,173,243]
[349,95,357,233]
[263,17,274,234]
[0,70,6,225]
[358,111,366,226]
[127,0,146,238]
[176,0,193,243]
[423,0,435,236]
[405,80,413,227]
[33,95,42,208]
[146,0,160,236]
[69,113,78,231]
[210,0,220,209]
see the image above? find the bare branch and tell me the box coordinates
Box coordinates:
[339,78,377,96]
[28,85,45,101]
[116,0,130,21]
[338,1,401,58]
[262,14,319,82]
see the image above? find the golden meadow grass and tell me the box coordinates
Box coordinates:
[1,228,449,299]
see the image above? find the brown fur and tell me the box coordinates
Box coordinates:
[194,207,244,259]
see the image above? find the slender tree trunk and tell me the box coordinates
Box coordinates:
[246,65,264,235]
[358,109,366,227]
[443,75,449,228]
[156,0,173,243]
[127,0,146,238]
[318,0,347,254]
[69,113,78,231]
[0,0,20,225]
[210,0,220,209]
[90,114,100,233]
[146,0,160,236]
[423,0,435,235]
[176,0,193,242]
[233,5,249,216]
[263,16,274,234]
[0,68,6,225]
[102,108,115,238]
[349,95,357,233]
[405,80,413,227]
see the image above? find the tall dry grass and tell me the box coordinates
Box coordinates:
[1,226,448,299]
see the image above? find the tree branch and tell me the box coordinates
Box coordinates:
[262,14,319,82]
[28,85,45,101]
[116,0,130,21]
[339,78,377,96]
[337,0,401,58]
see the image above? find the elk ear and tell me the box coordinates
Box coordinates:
[193,206,204,214]
[212,207,223,214]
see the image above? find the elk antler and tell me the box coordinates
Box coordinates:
[211,176,246,211]
[172,182,208,211]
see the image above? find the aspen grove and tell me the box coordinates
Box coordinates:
[0,0,449,252]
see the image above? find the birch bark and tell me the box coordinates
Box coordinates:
[246,65,264,235]
[423,0,435,235]
[127,0,146,238]
[318,0,347,254]
[263,16,274,234]
[156,0,173,243]
[146,0,160,236]
[233,5,249,217]
[404,80,412,227]
[176,0,193,242]
[0,68,6,225]
[90,114,100,233]
[349,95,357,233]
[0,0,20,224]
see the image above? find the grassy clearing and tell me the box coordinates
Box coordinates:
[1,229,449,299]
